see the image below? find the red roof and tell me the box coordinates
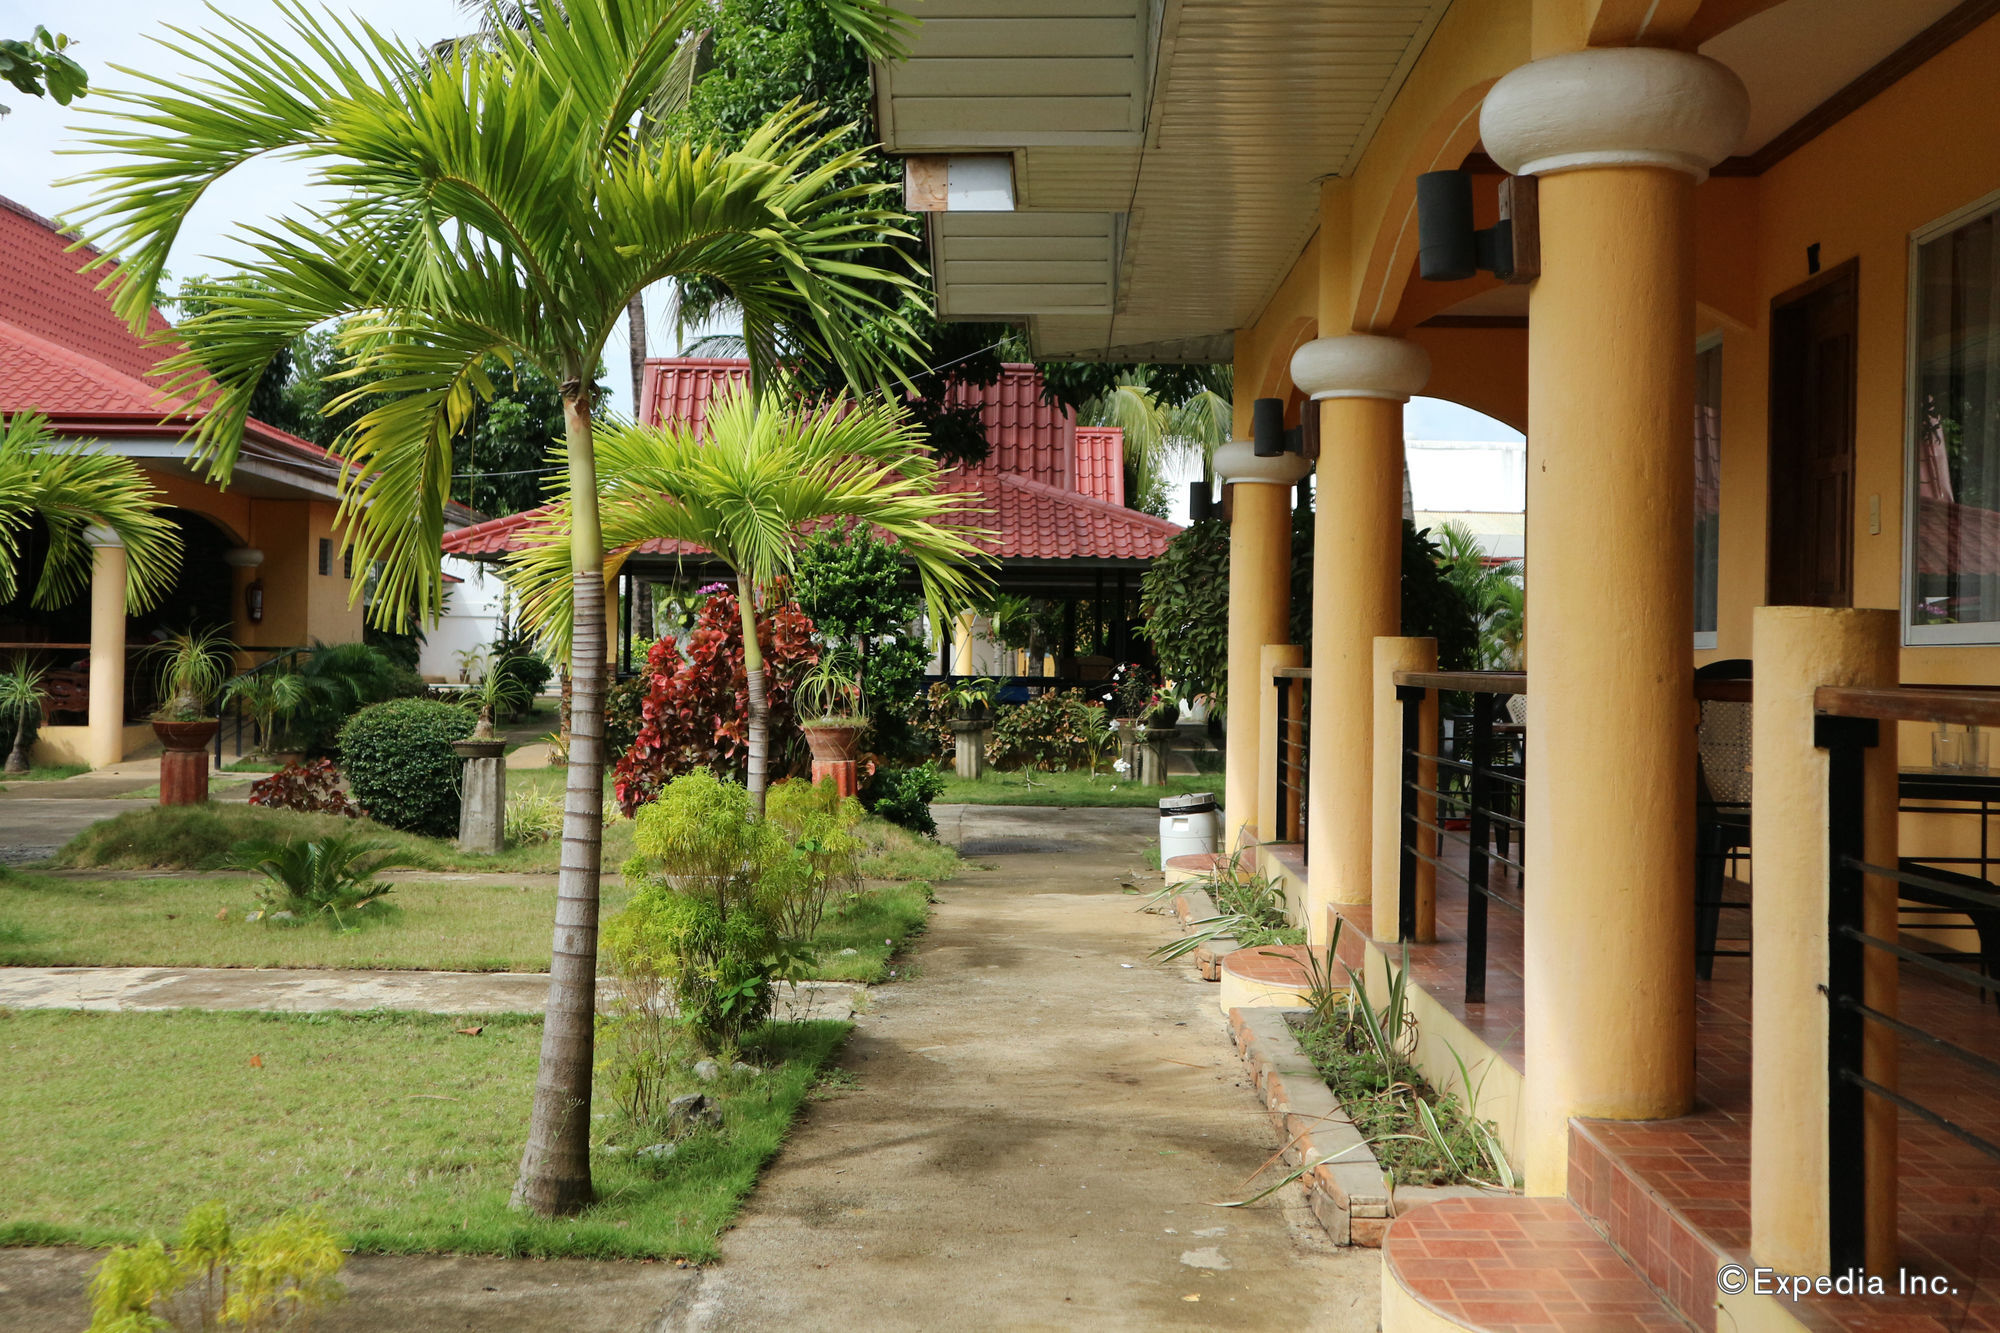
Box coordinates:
[441,357,1178,562]
[0,195,334,467]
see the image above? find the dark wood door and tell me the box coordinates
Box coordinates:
[1767,262,1858,607]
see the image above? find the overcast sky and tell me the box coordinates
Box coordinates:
[3,0,1518,506]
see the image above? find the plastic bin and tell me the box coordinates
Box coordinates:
[1159,791,1220,862]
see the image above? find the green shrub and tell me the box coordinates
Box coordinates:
[603,671,648,766]
[504,789,563,846]
[986,689,1111,772]
[335,698,473,838]
[229,832,409,928]
[51,805,412,871]
[87,1200,345,1333]
[764,777,864,937]
[862,763,944,839]
[610,771,793,1053]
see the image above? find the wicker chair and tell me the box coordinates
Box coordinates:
[1694,659,1753,979]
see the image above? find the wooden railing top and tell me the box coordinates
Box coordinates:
[1272,666,1312,680]
[1816,685,2000,729]
[1394,670,1527,695]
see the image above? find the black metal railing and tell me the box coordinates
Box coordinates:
[1819,686,2000,1272]
[1395,670,1526,1004]
[213,646,309,768]
[1272,667,1310,847]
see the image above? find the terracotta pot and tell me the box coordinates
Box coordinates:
[152,718,219,753]
[801,722,867,764]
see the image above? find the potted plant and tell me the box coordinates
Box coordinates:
[0,660,49,776]
[797,654,868,791]
[149,628,232,805]
[940,675,997,781]
[458,655,536,741]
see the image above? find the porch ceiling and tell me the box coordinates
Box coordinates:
[875,0,1452,363]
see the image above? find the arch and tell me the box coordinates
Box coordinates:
[1402,325,1529,435]
[1350,81,1499,334]
[130,509,237,640]
[1257,314,1319,407]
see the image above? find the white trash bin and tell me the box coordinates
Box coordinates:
[1159,792,1220,863]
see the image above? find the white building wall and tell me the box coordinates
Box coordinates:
[419,556,509,682]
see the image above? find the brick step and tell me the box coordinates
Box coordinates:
[1383,1196,1694,1333]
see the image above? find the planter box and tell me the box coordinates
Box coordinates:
[1226,1006,1495,1246]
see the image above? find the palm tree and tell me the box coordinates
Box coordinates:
[508,389,991,813]
[0,412,180,618]
[1432,520,1525,670]
[1082,367,1232,515]
[69,0,918,1217]
[0,661,50,775]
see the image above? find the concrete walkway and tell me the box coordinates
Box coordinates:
[0,966,857,1020]
[664,806,1376,1331]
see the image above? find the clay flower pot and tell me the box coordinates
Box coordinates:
[151,718,219,752]
[152,718,219,807]
[801,722,867,765]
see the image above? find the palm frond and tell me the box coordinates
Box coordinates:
[0,412,182,612]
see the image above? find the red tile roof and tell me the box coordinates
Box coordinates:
[0,195,334,467]
[441,357,1178,562]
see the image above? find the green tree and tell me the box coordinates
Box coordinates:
[0,412,181,617]
[1079,366,1233,515]
[791,520,930,744]
[72,0,919,1217]
[1431,520,1524,669]
[508,391,990,814]
[0,25,85,115]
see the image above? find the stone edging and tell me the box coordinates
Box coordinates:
[1226,1006,1489,1247]
[1168,886,1241,981]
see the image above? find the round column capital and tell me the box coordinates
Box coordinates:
[222,547,265,569]
[1213,440,1312,487]
[1480,47,1748,182]
[83,525,124,549]
[1289,335,1431,403]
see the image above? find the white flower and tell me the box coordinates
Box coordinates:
[1113,759,1130,775]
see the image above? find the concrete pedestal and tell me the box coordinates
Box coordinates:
[454,740,507,855]
[951,721,991,781]
[1140,728,1177,787]
[154,720,218,807]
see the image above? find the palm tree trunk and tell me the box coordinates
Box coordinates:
[627,291,647,415]
[513,387,605,1217]
[6,714,29,775]
[738,572,770,817]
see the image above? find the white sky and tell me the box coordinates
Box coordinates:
[3,2,1521,485]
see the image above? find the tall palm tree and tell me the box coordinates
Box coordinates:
[0,411,180,615]
[508,389,991,813]
[1083,367,1232,515]
[68,0,918,1217]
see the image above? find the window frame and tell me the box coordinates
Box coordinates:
[1903,186,2000,646]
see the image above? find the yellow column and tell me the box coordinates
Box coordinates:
[1255,643,1305,843]
[85,528,128,770]
[1483,47,1748,1194]
[1749,607,1899,1276]
[1292,337,1431,941]
[1216,441,1311,848]
[1372,637,1439,943]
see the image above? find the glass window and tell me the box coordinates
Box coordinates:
[1694,341,1722,648]
[1909,197,2000,640]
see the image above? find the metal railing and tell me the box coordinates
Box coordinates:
[1272,667,1310,847]
[1818,685,2000,1272]
[1395,670,1526,1004]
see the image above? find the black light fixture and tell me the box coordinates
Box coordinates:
[1416,169,1539,284]
[1251,397,1287,458]
[1189,481,1214,522]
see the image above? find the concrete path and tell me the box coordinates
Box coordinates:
[664,807,1377,1331]
[0,795,152,864]
[0,965,857,1020]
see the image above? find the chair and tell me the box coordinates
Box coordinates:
[1694,659,1753,979]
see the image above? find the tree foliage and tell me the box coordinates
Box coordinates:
[0,25,86,114]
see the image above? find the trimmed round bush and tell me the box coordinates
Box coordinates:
[336,698,474,838]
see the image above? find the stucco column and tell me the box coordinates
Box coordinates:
[85,526,128,770]
[1293,336,1431,941]
[1484,47,1749,1194]
[1749,607,1899,1276]
[1372,637,1438,944]
[1217,441,1311,848]
[1255,643,1305,845]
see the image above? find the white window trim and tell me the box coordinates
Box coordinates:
[1694,332,1724,652]
[1904,186,2000,646]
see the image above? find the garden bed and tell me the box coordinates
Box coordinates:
[0,1009,848,1260]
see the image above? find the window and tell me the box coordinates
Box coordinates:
[1694,339,1722,650]
[342,546,353,580]
[318,537,332,576]
[1907,190,2000,643]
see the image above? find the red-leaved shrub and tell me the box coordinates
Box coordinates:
[248,759,364,818]
[613,590,817,814]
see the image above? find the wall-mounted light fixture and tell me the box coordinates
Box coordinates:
[1189,481,1214,521]
[1416,170,1540,284]
[1251,397,1290,458]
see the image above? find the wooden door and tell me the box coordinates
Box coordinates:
[1767,262,1858,607]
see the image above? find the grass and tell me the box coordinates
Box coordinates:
[0,870,632,972]
[807,880,931,982]
[856,816,962,882]
[48,802,637,875]
[0,1009,848,1260]
[934,769,1215,807]
[0,761,89,788]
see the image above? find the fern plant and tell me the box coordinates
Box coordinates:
[228,834,410,928]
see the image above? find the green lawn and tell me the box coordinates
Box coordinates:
[935,769,1216,807]
[0,871,630,972]
[0,1009,848,1260]
[0,762,89,789]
